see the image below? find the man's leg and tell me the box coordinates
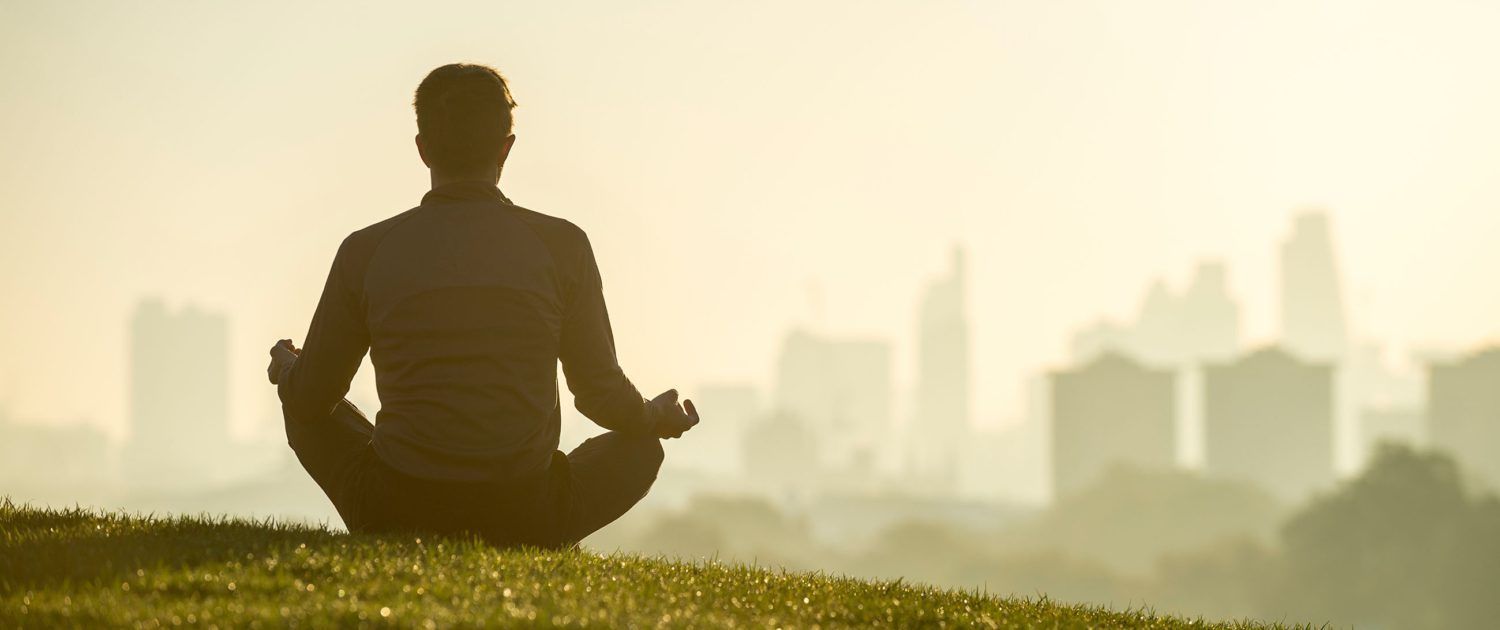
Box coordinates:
[283,399,375,529]
[562,431,664,543]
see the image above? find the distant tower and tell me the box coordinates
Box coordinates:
[1427,347,1500,490]
[1069,260,1239,366]
[743,409,820,498]
[124,298,233,490]
[1279,211,1349,362]
[673,383,761,476]
[773,330,893,471]
[1050,353,1178,498]
[909,246,973,489]
[1203,347,1336,501]
[1178,261,1241,363]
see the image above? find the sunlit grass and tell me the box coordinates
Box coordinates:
[0,499,1298,628]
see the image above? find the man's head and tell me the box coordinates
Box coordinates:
[414,63,518,181]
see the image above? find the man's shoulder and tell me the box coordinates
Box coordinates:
[336,200,592,266]
[330,206,426,265]
[504,202,589,244]
[352,206,425,241]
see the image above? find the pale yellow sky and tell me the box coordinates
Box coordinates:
[3,1,1500,439]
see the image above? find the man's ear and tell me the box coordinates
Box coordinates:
[497,134,517,170]
[415,134,431,168]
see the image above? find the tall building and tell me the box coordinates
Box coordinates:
[1203,347,1336,501]
[1279,211,1349,362]
[909,246,972,488]
[124,298,233,491]
[1071,261,1240,366]
[1050,353,1177,499]
[1427,347,1500,490]
[773,329,893,470]
[0,413,114,501]
[742,409,820,499]
[666,383,761,476]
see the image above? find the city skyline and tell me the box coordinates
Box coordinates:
[2,205,1486,446]
[8,5,1500,627]
[9,207,1492,510]
[8,2,1500,443]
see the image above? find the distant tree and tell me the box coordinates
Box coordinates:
[629,494,822,569]
[631,512,726,560]
[853,520,1133,605]
[1148,537,1273,622]
[999,464,1284,574]
[1269,443,1500,629]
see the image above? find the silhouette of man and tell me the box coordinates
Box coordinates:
[266,63,698,548]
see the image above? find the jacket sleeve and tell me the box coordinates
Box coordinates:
[278,237,371,421]
[558,231,654,435]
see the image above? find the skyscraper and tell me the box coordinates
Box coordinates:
[1070,261,1240,367]
[909,246,972,489]
[1427,347,1500,490]
[1279,211,1349,362]
[667,383,761,476]
[124,298,233,491]
[773,329,893,471]
[1203,347,1336,501]
[1050,353,1178,499]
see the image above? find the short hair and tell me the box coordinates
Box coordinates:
[413,63,518,172]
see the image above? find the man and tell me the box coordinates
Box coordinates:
[267,63,698,548]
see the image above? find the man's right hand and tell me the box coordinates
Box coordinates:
[648,389,699,439]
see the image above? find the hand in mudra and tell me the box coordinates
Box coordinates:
[648,389,699,439]
[266,339,300,385]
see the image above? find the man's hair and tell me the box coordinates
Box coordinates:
[414,63,518,172]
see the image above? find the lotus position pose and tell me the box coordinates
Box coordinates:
[267,63,698,547]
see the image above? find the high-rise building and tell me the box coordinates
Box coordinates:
[1203,347,1336,501]
[773,329,892,470]
[1427,347,1500,490]
[1071,261,1240,366]
[1050,353,1177,499]
[909,246,972,488]
[666,383,761,476]
[124,298,233,491]
[0,413,113,500]
[742,409,820,498]
[1279,211,1349,362]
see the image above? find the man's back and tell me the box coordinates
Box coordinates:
[362,182,578,482]
[278,181,654,483]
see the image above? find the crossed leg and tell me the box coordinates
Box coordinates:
[283,399,375,529]
[562,431,665,544]
[284,399,665,545]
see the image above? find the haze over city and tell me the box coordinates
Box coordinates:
[6,1,1500,441]
[5,2,1500,627]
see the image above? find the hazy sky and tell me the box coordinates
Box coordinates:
[4,1,1500,439]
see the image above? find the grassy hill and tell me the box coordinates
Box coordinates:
[0,500,1299,628]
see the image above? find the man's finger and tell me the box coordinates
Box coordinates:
[684,399,699,422]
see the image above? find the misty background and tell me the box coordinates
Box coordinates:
[5,1,1500,627]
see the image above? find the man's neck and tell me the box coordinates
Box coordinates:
[429,169,499,190]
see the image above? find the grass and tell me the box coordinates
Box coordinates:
[0,500,1300,628]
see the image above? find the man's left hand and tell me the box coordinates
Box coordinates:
[267,339,300,385]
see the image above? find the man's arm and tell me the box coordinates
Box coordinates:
[273,238,371,421]
[558,232,697,438]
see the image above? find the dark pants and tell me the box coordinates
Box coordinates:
[284,399,663,548]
